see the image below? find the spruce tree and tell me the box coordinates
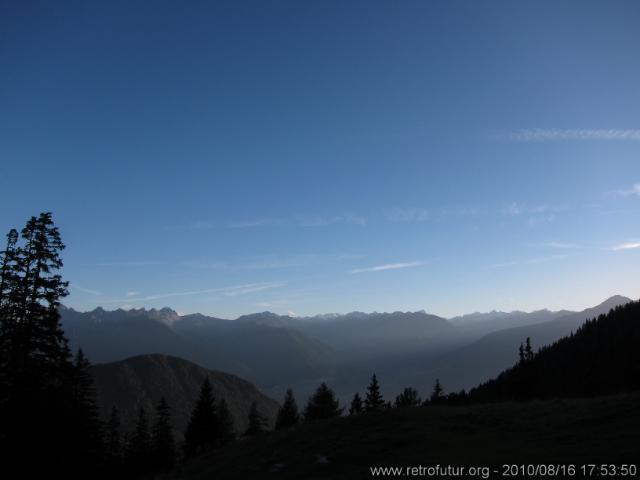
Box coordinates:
[216,398,236,446]
[524,337,534,361]
[106,406,122,464]
[394,387,421,408]
[13,213,71,380]
[364,374,385,412]
[69,348,104,469]
[303,382,343,421]
[184,377,218,456]
[0,214,82,475]
[245,401,268,436]
[152,397,176,471]
[127,407,152,474]
[430,379,444,404]
[349,392,363,415]
[0,229,19,408]
[275,388,300,430]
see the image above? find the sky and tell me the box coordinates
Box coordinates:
[1,0,639,318]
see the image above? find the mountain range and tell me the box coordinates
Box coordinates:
[62,295,633,402]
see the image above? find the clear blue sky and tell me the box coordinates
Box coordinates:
[1,0,639,318]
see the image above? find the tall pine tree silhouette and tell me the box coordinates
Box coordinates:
[275,388,300,430]
[68,348,104,471]
[303,382,343,421]
[184,377,218,456]
[0,213,103,476]
[394,387,421,408]
[365,374,385,412]
[126,407,153,475]
[349,392,363,415]
[152,396,176,471]
[216,398,236,446]
[105,406,122,469]
[245,401,269,436]
[430,379,444,404]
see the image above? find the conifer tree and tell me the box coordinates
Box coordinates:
[184,377,218,456]
[349,392,363,415]
[275,388,300,430]
[430,379,444,404]
[69,348,104,469]
[303,382,343,421]
[0,229,19,404]
[394,387,421,408]
[0,229,18,320]
[364,374,385,412]
[524,337,534,361]
[245,401,268,436]
[106,406,122,463]
[0,214,83,474]
[216,398,236,446]
[518,342,525,364]
[13,213,71,380]
[152,396,176,471]
[127,407,152,474]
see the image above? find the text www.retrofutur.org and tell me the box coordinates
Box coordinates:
[370,465,492,478]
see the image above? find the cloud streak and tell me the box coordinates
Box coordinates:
[538,241,581,249]
[613,183,640,198]
[230,213,366,228]
[504,129,640,142]
[71,284,104,296]
[490,254,568,269]
[350,261,424,274]
[610,242,640,251]
[106,282,283,303]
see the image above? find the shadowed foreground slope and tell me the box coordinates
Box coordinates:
[168,394,640,480]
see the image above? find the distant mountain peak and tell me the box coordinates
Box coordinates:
[593,295,632,310]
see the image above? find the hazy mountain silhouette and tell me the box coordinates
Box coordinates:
[469,299,640,401]
[92,354,280,438]
[62,306,337,390]
[449,308,573,336]
[427,295,633,391]
[62,296,634,403]
[61,306,248,375]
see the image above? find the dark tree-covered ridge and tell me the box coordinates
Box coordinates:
[469,301,640,402]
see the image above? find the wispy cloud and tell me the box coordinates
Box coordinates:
[230,213,366,228]
[385,205,488,223]
[502,203,564,216]
[491,254,568,269]
[537,241,581,249]
[85,261,165,268]
[504,129,640,142]
[222,283,284,296]
[612,183,640,198]
[105,282,283,303]
[71,284,103,296]
[125,291,140,297]
[350,261,424,274]
[385,207,430,223]
[610,242,640,251]
[229,218,286,228]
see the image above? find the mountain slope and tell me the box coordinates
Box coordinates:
[168,394,640,479]
[449,308,573,336]
[92,354,280,438]
[425,295,633,391]
[469,299,640,401]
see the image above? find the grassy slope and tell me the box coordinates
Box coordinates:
[169,394,640,480]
